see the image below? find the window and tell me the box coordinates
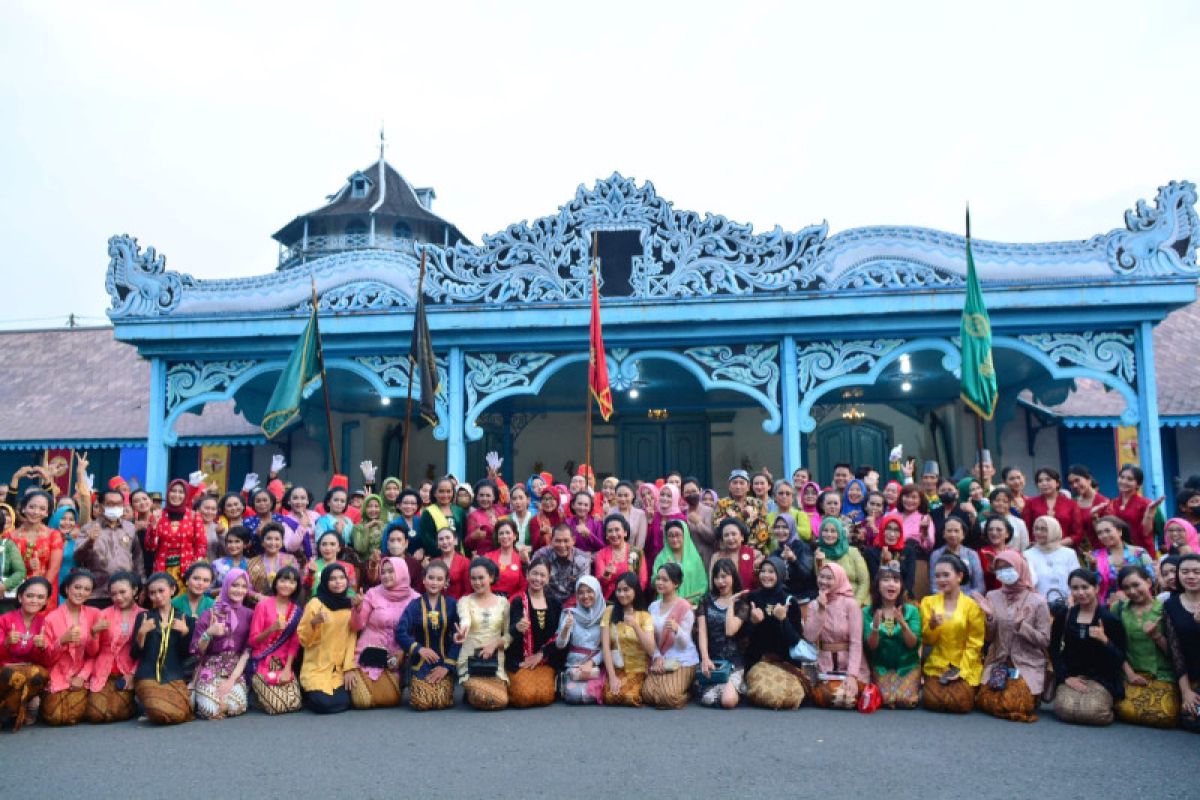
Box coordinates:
[393,221,413,240]
[351,176,368,199]
[593,230,643,297]
[346,220,368,236]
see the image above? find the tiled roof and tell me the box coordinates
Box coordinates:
[0,327,260,443]
[1047,286,1200,419]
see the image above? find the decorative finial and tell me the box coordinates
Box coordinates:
[379,123,386,161]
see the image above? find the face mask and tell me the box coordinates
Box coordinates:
[684,493,699,508]
[996,567,1020,586]
[938,492,957,504]
[103,506,124,521]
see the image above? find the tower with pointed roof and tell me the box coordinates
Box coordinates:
[272,153,469,269]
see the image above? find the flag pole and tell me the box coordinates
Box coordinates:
[965,205,985,480]
[401,249,427,487]
[584,232,597,482]
[311,278,338,475]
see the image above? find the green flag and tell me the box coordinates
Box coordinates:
[262,305,323,439]
[960,212,998,419]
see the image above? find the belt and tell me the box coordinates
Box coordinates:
[820,641,849,652]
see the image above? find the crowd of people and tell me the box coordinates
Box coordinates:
[1,449,1198,733]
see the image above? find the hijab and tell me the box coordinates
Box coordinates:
[994,549,1034,599]
[957,476,977,506]
[1034,515,1063,553]
[1165,517,1200,553]
[884,480,904,511]
[49,506,77,531]
[380,478,403,517]
[874,512,907,550]
[366,557,417,614]
[770,513,800,552]
[652,520,708,602]
[213,567,249,636]
[801,481,822,532]
[817,516,850,560]
[657,485,683,516]
[749,556,790,609]
[843,479,868,522]
[316,564,352,611]
[165,478,189,521]
[564,575,607,629]
[820,561,855,601]
[360,494,387,534]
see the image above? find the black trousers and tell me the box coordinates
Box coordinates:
[304,688,351,715]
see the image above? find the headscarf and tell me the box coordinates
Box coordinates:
[165,478,189,521]
[769,513,800,551]
[800,481,822,533]
[213,567,249,636]
[380,478,403,517]
[993,549,1034,599]
[49,506,77,531]
[366,557,417,615]
[700,489,719,507]
[843,479,868,522]
[638,483,659,512]
[1033,515,1063,553]
[957,476,977,506]
[657,484,683,516]
[874,512,906,550]
[883,480,904,511]
[563,575,606,629]
[749,556,790,609]
[316,564,352,611]
[817,516,850,560]
[652,520,708,603]
[0,502,15,533]
[1165,517,1200,553]
[360,494,387,531]
[819,561,855,601]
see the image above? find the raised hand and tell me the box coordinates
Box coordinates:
[241,473,260,493]
[270,454,287,474]
[139,616,157,636]
[359,460,377,483]
[189,470,208,488]
[750,602,764,624]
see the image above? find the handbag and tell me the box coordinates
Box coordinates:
[467,655,499,677]
[359,647,389,670]
[790,639,818,663]
[1045,589,1068,620]
[697,659,732,686]
[857,682,882,714]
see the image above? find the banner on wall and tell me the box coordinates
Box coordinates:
[118,448,148,491]
[1115,426,1139,471]
[200,445,230,495]
[42,448,74,496]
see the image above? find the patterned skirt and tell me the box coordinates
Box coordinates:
[136,679,193,725]
[192,651,249,719]
[86,677,137,724]
[603,669,648,707]
[642,666,697,710]
[508,664,558,708]
[349,669,402,709]
[875,669,921,709]
[1115,676,1180,729]
[463,676,509,710]
[251,673,303,715]
[41,687,88,726]
[922,677,976,714]
[1052,678,1113,726]
[698,667,745,708]
[976,676,1038,723]
[0,664,48,731]
[811,678,859,709]
[746,660,806,710]
[561,669,606,705]
[409,675,456,711]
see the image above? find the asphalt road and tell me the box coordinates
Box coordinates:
[5,700,1195,799]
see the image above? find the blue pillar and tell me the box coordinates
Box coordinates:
[780,335,802,475]
[1134,321,1165,500]
[447,346,466,479]
[146,357,168,492]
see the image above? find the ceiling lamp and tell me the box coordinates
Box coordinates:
[841,405,866,423]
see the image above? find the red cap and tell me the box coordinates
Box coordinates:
[328,474,349,491]
[108,476,127,490]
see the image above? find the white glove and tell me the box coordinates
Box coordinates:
[360,460,377,483]
[888,444,903,463]
[270,454,286,473]
[485,451,503,472]
[241,473,260,493]
[83,472,95,491]
[188,470,208,488]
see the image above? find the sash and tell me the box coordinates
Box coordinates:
[657,599,691,652]
[248,602,302,678]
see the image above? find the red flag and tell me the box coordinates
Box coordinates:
[589,266,613,421]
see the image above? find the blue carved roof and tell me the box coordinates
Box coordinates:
[105,174,1199,321]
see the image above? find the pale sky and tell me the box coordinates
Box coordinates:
[2,0,1197,329]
